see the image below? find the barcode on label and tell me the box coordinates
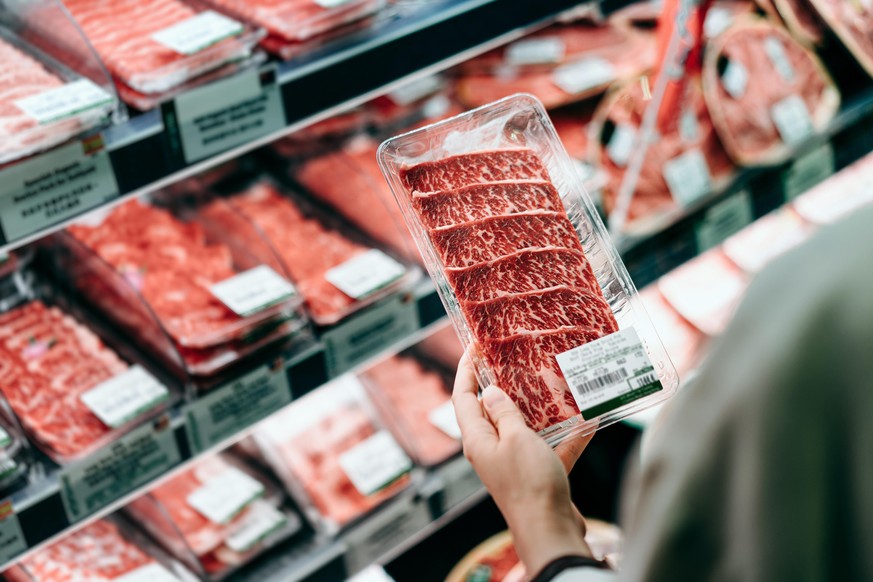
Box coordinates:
[631,373,658,389]
[575,369,628,394]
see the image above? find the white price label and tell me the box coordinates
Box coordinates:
[325,250,406,300]
[187,467,265,525]
[0,502,27,567]
[556,327,662,419]
[339,431,412,496]
[506,37,566,65]
[695,190,754,252]
[210,265,295,317]
[314,0,355,7]
[114,563,181,582]
[388,76,443,106]
[80,366,170,429]
[679,109,699,142]
[14,79,112,125]
[704,6,733,38]
[151,10,243,55]
[428,400,461,440]
[225,500,288,553]
[553,57,616,95]
[721,60,748,99]
[764,36,796,83]
[0,427,11,449]
[606,123,636,168]
[662,148,714,206]
[771,94,814,147]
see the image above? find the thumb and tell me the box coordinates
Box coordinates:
[481,386,527,435]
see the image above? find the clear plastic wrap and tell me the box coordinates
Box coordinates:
[3,515,200,582]
[56,198,308,379]
[199,177,418,326]
[359,350,461,467]
[253,375,413,533]
[378,94,679,445]
[61,0,264,95]
[0,292,180,464]
[0,2,121,164]
[125,452,301,581]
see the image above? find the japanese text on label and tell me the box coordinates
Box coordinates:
[339,430,412,496]
[187,467,265,524]
[80,366,170,429]
[324,249,406,300]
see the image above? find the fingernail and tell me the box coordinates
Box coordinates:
[482,386,505,408]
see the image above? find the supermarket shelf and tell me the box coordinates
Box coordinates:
[619,86,873,289]
[0,0,635,254]
[0,278,451,569]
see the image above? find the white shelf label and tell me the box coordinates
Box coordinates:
[226,500,288,552]
[506,37,565,65]
[80,366,170,429]
[556,328,662,419]
[428,400,461,440]
[553,57,615,95]
[0,138,119,243]
[339,431,412,496]
[0,501,26,565]
[439,456,482,511]
[325,250,406,300]
[172,68,285,164]
[764,36,795,83]
[343,497,430,573]
[314,0,355,7]
[679,109,699,142]
[771,94,814,147]
[187,467,265,525]
[662,148,714,206]
[14,79,112,125]
[388,76,443,106]
[704,6,733,38]
[784,144,835,201]
[60,416,181,522]
[152,10,243,55]
[185,361,291,454]
[721,60,748,99]
[114,563,181,582]
[695,190,754,252]
[606,123,636,168]
[210,265,296,317]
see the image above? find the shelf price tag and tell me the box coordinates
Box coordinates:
[342,496,431,573]
[438,456,482,512]
[185,361,291,454]
[0,137,119,244]
[695,189,754,252]
[166,67,285,164]
[783,143,835,201]
[0,500,26,565]
[60,415,181,522]
[322,294,420,377]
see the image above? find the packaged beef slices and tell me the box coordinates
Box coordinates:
[378,94,678,445]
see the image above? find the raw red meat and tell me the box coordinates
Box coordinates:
[773,0,824,45]
[413,181,564,229]
[0,301,138,460]
[551,112,593,160]
[809,0,873,77]
[702,17,839,166]
[204,0,383,42]
[466,287,616,339]
[429,212,581,269]
[399,147,619,432]
[63,0,251,93]
[361,355,460,466]
[446,248,599,302]
[5,519,154,582]
[0,39,80,163]
[399,149,550,194]
[594,78,734,225]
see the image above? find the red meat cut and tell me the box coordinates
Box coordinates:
[413,181,564,229]
[808,0,873,78]
[430,212,582,268]
[399,147,619,432]
[446,248,599,302]
[466,286,616,338]
[399,149,550,194]
[702,17,839,166]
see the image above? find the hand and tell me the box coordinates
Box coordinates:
[452,351,595,575]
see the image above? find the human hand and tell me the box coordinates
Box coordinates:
[452,351,595,575]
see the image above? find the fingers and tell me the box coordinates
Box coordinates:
[481,385,528,436]
[554,431,595,474]
[452,351,497,445]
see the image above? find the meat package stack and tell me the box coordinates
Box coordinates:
[379,95,677,441]
[64,199,305,378]
[253,376,413,530]
[3,518,197,582]
[126,453,299,579]
[201,179,413,325]
[0,300,174,462]
[61,0,263,108]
